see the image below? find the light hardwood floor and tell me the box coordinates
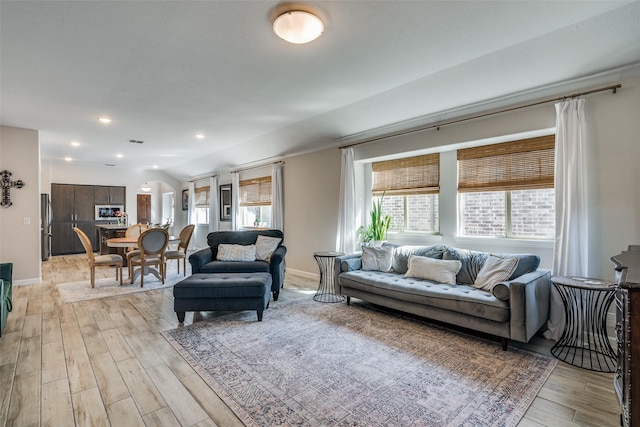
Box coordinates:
[0,254,620,426]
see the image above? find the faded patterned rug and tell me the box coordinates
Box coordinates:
[164,298,556,427]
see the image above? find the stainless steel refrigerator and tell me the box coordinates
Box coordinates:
[41,193,52,261]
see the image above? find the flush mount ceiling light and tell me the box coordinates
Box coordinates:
[140,182,151,192]
[273,10,324,44]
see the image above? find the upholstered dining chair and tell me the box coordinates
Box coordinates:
[164,224,195,276]
[128,228,169,287]
[73,227,123,288]
[124,223,149,266]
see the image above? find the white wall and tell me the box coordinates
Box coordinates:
[0,126,41,283]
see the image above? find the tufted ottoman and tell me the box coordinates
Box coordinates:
[173,273,272,322]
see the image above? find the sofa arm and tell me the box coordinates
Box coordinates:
[269,245,287,292]
[188,248,213,274]
[504,269,551,343]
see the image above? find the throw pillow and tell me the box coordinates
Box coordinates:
[361,246,393,272]
[216,244,256,262]
[255,235,281,261]
[442,247,488,285]
[473,255,519,292]
[404,255,462,285]
[392,245,448,274]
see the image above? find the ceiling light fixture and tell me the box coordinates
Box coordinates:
[70,141,80,147]
[64,157,73,162]
[195,133,205,139]
[140,182,151,192]
[98,117,112,124]
[273,10,324,44]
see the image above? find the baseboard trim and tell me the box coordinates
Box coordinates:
[287,268,319,280]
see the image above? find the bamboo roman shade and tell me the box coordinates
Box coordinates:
[194,187,209,206]
[372,153,440,196]
[239,176,272,207]
[457,135,555,193]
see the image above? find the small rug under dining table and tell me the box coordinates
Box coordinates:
[164,296,556,426]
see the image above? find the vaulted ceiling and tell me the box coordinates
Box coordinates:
[2,1,639,180]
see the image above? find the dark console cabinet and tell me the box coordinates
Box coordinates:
[611,246,640,427]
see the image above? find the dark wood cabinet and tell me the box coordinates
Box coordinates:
[94,185,125,205]
[51,184,126,255]
[611,246,640,427]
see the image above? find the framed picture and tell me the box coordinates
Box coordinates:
[182,189,188,210]
[220,184,232,221]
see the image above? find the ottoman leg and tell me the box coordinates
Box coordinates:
[176,311,185,323]
[273,290,279,301]
[257,309,263,321]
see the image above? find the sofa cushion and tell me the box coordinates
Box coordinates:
[404,255,461,285]
[199,260,270,274]
[392,244,447,274]
[361,246,393,272]
[443,247,540,285]
[339,270,509,323]
[473,255,519,292]
[255,235,282,261]
[217,244,256,262]
[207,229,284,259]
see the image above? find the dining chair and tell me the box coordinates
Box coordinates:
[73,227,123,288]
[124,223,149,268]
[164,224,195,276]
[128,228,169,287]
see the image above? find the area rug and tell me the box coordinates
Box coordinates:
[57,272,185,304]
[164,297,556,427]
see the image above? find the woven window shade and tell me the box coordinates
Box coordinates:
[457,135,555,193]
[194,187,209,206]
[372,153,440,196]
[240,176,272,207]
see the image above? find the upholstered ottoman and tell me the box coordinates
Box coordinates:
[173,273,272,322]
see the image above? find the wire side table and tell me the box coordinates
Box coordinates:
[550,276,617,372]
[313,251,345,303]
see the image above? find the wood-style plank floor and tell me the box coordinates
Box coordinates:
[0,254,620,426]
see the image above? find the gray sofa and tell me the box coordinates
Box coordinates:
[189,229,287,301]
[336,244,550,350]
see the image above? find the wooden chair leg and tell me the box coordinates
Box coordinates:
[118,264,123,285]
[91,265,95,288]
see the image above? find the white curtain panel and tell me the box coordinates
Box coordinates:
[231,171,240,230]
[336,147,356,254]
[271,163,284,231]
[545,98,589,341]
[188,181,196,226]
[209,176,219,233]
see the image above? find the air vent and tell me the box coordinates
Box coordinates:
[104,163,116,167]
[128,139,144,144]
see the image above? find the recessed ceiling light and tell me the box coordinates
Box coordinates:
[195,133,205,139]
[70,141,80,147]
[153,165,159,169]
[64,157,73,162]
[98,117,112,124]
[116,153,124,158]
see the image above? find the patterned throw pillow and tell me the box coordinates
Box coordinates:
[255,235,281,261]
[404,255,462,285]
[473,255,519,292]
[361,246,393,272]
[216,244,257,262]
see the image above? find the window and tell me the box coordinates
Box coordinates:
[372,154,440,233]
[239,176,272,227]
[457,135,555,238]
[194,186,210,225]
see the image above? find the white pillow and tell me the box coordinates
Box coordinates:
[404,255,462,285]
[473,255,519,292]
[255,235,281,261]
[361,246,393,272]
[216,244,256,262]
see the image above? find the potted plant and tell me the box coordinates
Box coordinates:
[358,193,392,247]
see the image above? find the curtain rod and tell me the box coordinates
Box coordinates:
[188,175,217,183]
[231,160,284,174]
[339,83,621,150]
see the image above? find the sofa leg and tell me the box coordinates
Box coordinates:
[273,290,279,301]
[501,338,508,351]
[176,312,185,323]
[346,296,351,305]
[257,309,263,321]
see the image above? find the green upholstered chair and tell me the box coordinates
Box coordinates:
[1,262,13,337]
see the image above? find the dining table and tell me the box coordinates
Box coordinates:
[106,235,180,283]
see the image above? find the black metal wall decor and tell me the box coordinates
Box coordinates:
[1,170,25,208]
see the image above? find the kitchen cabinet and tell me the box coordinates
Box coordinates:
[51,184,126,255]
[94,185,125,205]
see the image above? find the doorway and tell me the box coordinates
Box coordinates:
[137,194,151,224]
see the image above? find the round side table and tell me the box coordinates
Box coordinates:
[313,252,345,303]
[550,276,617,372]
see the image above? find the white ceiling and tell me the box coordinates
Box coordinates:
[2,1,639,180]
